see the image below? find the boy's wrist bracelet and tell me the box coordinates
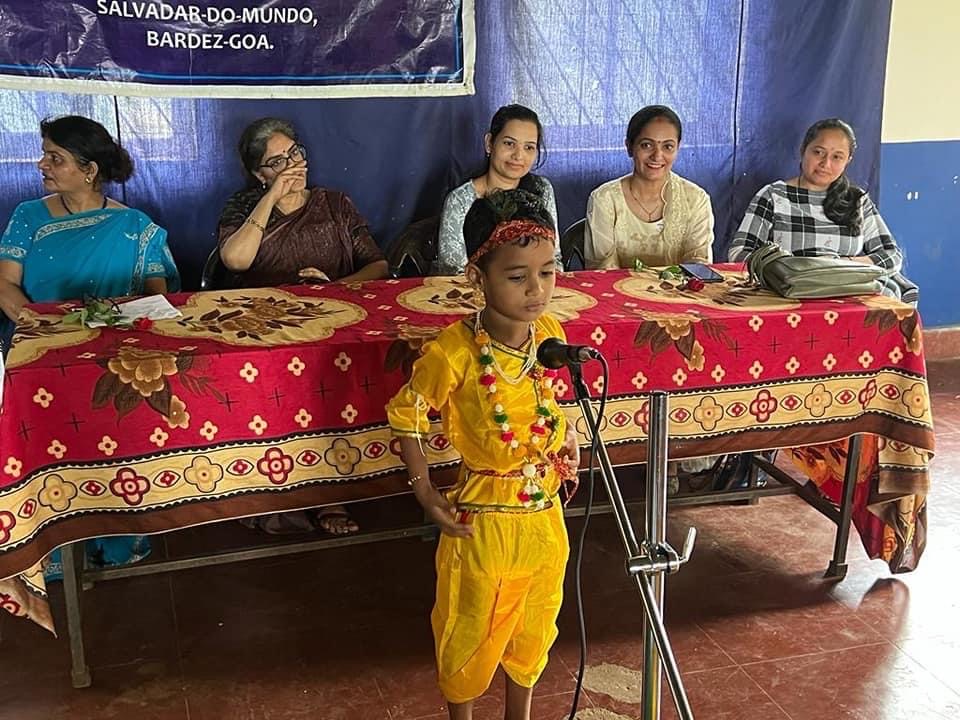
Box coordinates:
[407,474,426,488]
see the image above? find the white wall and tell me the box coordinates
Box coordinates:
[882,0,960,143]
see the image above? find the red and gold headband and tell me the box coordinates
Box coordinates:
[467,219,556,264]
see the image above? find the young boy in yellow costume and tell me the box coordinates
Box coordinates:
[387,189,579,720]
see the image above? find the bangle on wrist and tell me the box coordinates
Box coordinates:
[407,474,429,488]
[245,217,266,233]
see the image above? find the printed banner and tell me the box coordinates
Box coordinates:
[0,0,475,98]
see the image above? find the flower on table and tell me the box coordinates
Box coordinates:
[239,362,260,383]
[164,395,190,429]
[334,352,352,372]
[184,456,224,493]
[901,382,928,419]
[150,427,169,447]
[803,383,833,418]
[199,421,218,441]
[684,340,705,371]
[693,396,724,432]
[0,592,22,615]
[324,438,361,476]
[133,317,154,330]
[38,474,78,513]
[905,325,923,355]
[710,364,726,383]
[685,278,705,292]
[109,468,150,506]
[287,356,306,377]
[107,347,178,397]
[257,448,294,485]
[552,378,568,398]
[221,315,272,336]
[4,457,23,479]
[97,435,118,457]
[294,408,313,428]
[248,415,268,436]
[32,387,54,408]
[0,511,16,544]
[749,389,778,422]
[340,404,359,424]
[47,439,68,460]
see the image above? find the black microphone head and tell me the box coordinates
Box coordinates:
[536,337,567,369]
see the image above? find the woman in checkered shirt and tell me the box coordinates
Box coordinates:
[728,118,917,305]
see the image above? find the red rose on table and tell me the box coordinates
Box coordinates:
[686,278,705,292]
[133,317,154,330]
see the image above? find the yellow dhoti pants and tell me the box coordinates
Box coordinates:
[431,501,569,703]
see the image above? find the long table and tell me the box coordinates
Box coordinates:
[0,267,934,637]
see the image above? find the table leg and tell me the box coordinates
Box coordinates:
[825,434,862,580]
[61,541,92,688]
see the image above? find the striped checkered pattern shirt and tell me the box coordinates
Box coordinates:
[728,181,917,304]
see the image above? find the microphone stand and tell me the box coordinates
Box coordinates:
[568,365,695,720]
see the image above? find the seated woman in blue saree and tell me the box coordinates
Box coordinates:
[0,115,180,578]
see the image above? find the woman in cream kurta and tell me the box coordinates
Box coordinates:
[584,171,714,269]
[386,314,570,704]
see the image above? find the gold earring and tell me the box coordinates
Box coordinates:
[84,176,92,184]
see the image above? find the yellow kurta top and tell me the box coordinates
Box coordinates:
[584,171,714,269]
[386,314,568,512]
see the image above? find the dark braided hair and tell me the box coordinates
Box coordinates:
[463,189,555,269]
[801,118,865,233]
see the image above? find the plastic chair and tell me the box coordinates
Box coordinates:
[560,218,586,271]
[386,216,440,278]
[200,245,229,290]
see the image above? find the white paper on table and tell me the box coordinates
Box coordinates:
[87,295,182,327]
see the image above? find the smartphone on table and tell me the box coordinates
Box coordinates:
[679,263,723,283]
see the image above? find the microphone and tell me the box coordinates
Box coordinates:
[536,337,600,369]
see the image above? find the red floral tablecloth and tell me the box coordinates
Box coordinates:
[0,268,934,630]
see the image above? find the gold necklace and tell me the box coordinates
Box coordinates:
[628,178,666,221]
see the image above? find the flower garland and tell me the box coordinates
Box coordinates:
[473,314,561,509]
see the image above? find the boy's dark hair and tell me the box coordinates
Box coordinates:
[463,189,556,269]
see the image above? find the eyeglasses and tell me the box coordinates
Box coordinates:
[258,143,307,173]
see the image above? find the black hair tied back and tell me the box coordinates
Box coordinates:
[801,118,864,233]
[40,115,134,184]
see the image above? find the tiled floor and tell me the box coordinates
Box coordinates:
[1,359,957,719]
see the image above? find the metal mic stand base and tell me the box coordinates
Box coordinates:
[568,365,695,720]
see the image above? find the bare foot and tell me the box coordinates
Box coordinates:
[313,505,359,535]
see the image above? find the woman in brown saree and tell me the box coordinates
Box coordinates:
[218,118,388,535]
[218,117,387,287]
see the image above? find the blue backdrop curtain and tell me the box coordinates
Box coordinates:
[0,0,891,288]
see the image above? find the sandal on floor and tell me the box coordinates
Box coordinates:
[667,473,680,497]
[312,506,360,536]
